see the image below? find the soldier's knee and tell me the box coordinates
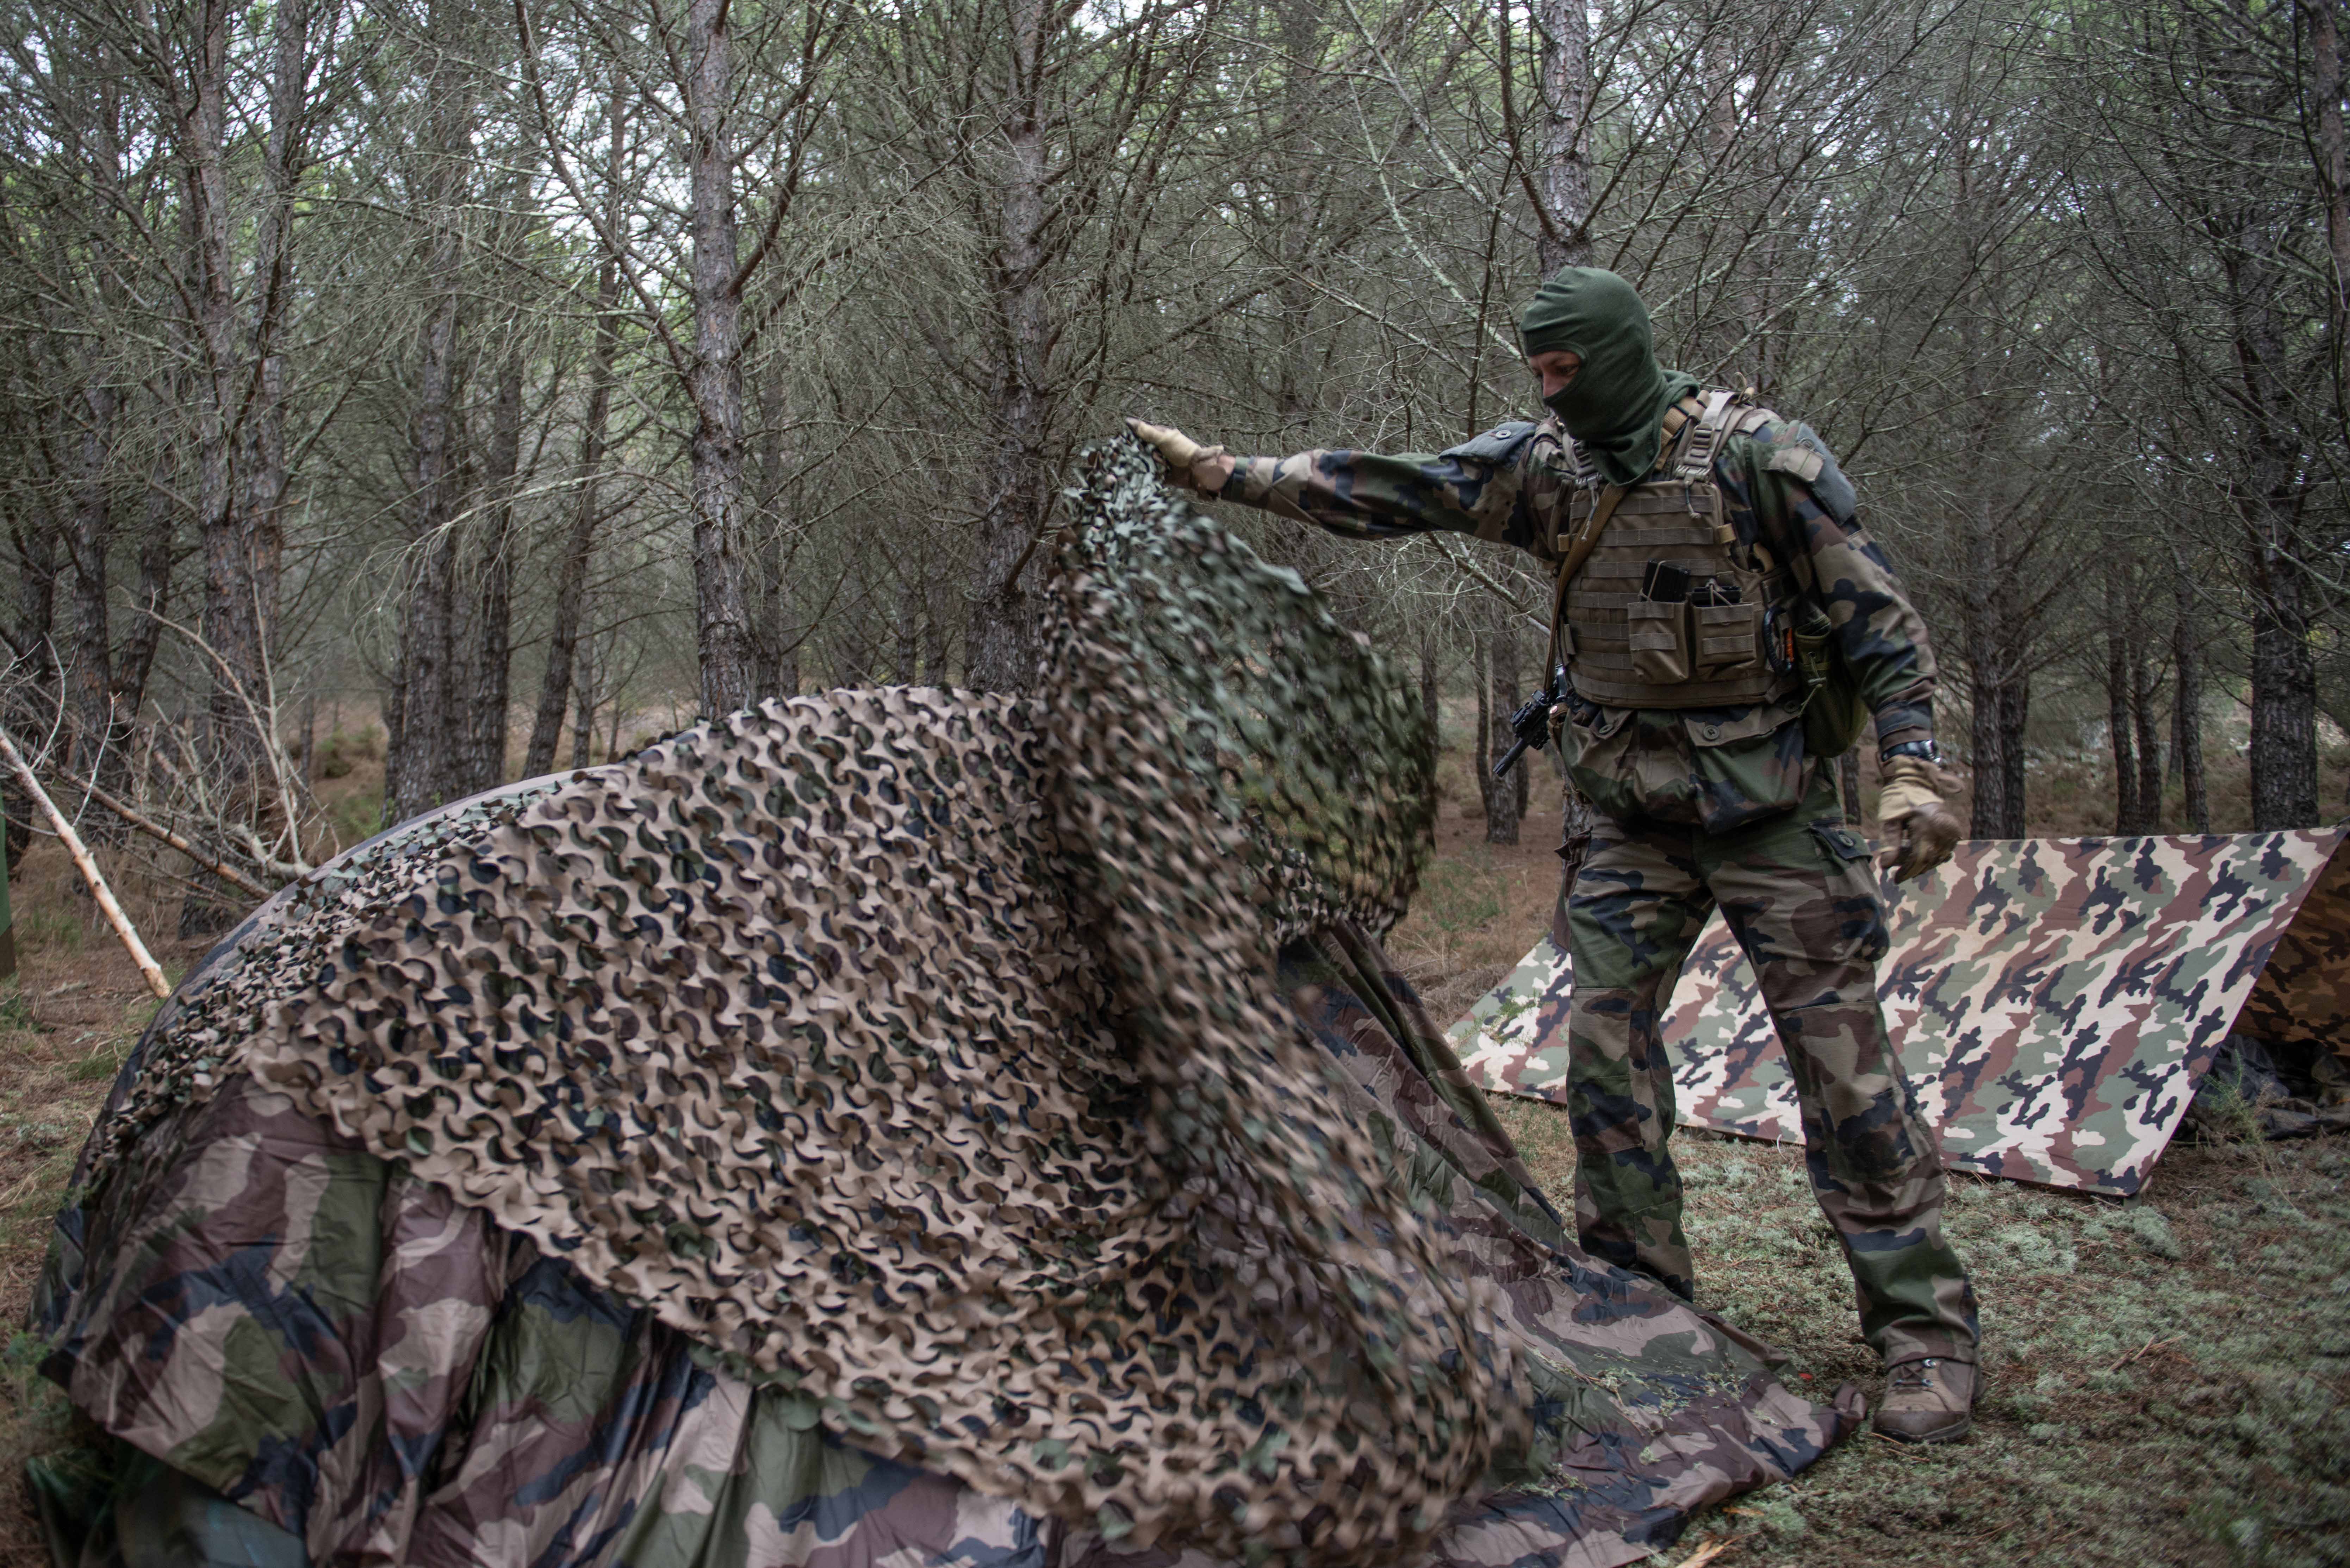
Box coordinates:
[1567,1084,1665,1149]
[1568,986,1666,1055]
[1807,1104,1935,1189]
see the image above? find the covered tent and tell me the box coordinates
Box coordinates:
[23,446,1856,1568]
[1448,829,2350,1195]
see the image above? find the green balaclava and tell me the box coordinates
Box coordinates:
[1518,267,1701,486]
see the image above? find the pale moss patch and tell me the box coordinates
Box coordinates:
[1492,1105,2350,1568]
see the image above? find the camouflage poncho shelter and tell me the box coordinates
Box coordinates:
[1452,829,2350,1194]
[31,442,1854,1568]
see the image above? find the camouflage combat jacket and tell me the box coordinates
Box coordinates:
[1211,402,1938,834]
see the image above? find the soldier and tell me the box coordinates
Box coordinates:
[1127,266,1981,1443]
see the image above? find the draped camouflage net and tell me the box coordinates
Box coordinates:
[82,439,1502,1563]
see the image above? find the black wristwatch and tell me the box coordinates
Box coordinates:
[1881,738,1941,767]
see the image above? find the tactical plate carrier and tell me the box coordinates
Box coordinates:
[1551,389,1803,710]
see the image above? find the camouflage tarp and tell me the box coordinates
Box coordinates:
[31,440,1853,1568]
[2236,831,2350,1058]
[1450,830,2350,1195]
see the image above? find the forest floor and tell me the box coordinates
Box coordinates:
[1389,758,2350,1568]
[0,741,2338,1567]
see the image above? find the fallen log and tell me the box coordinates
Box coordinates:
[0,726,172,1000]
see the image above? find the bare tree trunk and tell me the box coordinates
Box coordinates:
[2243,442,2317,832]
[175,0,271,936]
[753,533,794,701]
[1479,619,1522,845]
[1965,642,2005,839]
[459,350,522,793]
[1997,680,2029,837]
[2105,562,2140,834]
[1419,632,1441,752]
[571,635,596,769]
[965,0,1053,693]
[383,658,406,786]
[114,427,176,727]
[922,606,949,687]
[833,585,876,687]
[385,122,466,827]
[2174,575,2208,832]
[1532,0,1594,273]
[238,0,308,689]
[751,360,797,702]
[2231,113,2320,829]
[526,181,620,776]
[295,691,315,786]
[2248,555,2318,829]
[184,0,268,816]
[894,578,920,684]
[1473,631,1491,821]
[1269,0,1326,443]
[388,544,455,822]
[1,506,47,868]
[526,486,597,777]
[9,512,57,676]
[2315,0,2349,309]
[66,382,117,774]
[759,549,801,697]
[2239,210,2319,830]
[687,0,754,720]
[2130,633,2164,832]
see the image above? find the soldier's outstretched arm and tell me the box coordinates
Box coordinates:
[1125,417,1558,556]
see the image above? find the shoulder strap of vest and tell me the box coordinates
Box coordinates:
[1558,429,1603,488]
[1669,389,1742,481]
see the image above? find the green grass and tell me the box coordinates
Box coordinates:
[1494,1099,2350,1567]
[330,786,383,847]
[10,909,82,956]
[315,724,384,781]
[1416,850,1505,935]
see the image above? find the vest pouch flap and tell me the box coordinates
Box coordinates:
[1693,601,1761,678]
[1681,704,1786,748]
[1625,600,1690,685]
[1563,697,1632,742]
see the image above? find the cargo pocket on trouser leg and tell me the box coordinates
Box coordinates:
[1804,821,1891,967]
[1626,600,1690,685]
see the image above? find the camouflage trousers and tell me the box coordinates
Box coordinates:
[1560,764,1979,1367]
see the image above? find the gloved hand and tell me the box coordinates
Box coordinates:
[1876,755,1963,884]
[1125,417,1236,495]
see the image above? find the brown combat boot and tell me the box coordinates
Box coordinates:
[1872,1356,1976,1444]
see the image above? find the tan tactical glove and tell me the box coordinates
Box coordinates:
[1125,417,1237,495]
[1876,755,1963,885]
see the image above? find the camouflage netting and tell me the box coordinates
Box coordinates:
[74,439,1511,1563]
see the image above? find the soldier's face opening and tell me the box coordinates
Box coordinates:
[1528,350,1583,401]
